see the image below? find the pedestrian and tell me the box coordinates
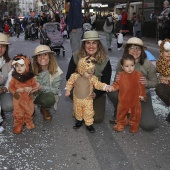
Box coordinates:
[30,23,36,41]
[103,12,115,51]
[67,0,83,53]
[110,54,146,133]
[133,13,142,39]
[107,37,158,131]
[131,12,137,36]
[65,56,111,133]
[15,22,21,38]
[9,55,38,134]
[4,22,10,37]
[121,9,128,35]
[0,33,13,133]
[66,30,112,123]
[31,45,63,121]
[116,28,123,51]
[155,39,170,122]
[157,0,170,40]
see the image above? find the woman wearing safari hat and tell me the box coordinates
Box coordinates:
[0,33,13,133]
[66,30,112,123]
[108,37,158,131]
[31,45,63,121]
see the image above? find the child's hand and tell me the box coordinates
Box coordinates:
[16,88,24,93]
[105,85,114,92]
[65,90,70,97]
[24,87,32,92]
[139,96,146,102]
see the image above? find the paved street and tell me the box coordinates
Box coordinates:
[0,31,170,170]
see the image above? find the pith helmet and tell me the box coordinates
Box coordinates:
[0,33,11,45]
[126,37,144,47]
[82,31,101,41]
[32,45,54,57]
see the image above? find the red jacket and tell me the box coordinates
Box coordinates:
[121,11,128,25]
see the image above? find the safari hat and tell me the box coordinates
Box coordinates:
[0,33,11,45]
[32,45,54,57]
[126,37,145,47]
[82,31,101,41]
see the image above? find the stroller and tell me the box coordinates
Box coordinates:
[83,23,92,33]
[39,22,65,56]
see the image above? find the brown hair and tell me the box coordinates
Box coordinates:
[3,45,11,62]
[77,40,107,64]
[120,54,135,66]
[32,53,58,76]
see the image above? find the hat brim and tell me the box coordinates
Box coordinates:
[81,37,101,41]
[0,42,11,45]
[126,43,147,49]
[32,51,54,57]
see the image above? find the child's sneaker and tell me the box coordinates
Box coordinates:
[0,126,4,133]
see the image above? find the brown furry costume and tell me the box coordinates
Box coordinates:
[66,57,108,126]
[112,70,146,133]
[9,55,38,134]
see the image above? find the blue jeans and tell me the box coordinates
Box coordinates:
[105,32,113,49]
[70,28,83,53]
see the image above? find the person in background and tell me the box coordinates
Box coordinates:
[66,30,112,123]
[67,0,83,53]
[157,0,170,40]
[131,12,137,36]
[0,33,13,133]
[155,39,170,122]
[103,12,115,51]
[121,9,128,36]
[108,37,158,131]
[116,28,123,51]
[31,45,63,121]
[133,13,142,39]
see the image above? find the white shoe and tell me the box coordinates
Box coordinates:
[0,126,4,133]
[118,48,121,51]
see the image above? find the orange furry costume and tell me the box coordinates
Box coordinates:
[112,70,146,133]
[66,57,108,126]
[9,55,38,134]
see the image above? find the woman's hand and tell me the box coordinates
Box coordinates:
[159,76,169,84]
[139,76,147,85]
[0,86,7,94]
[90,92,96,99]
[65,90,70,97]
[30,83,43,93]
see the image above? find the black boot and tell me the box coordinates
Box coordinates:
[86,125,95,133]
[166,113,170,122]
[73,120,83,129]
[1,110,5,119]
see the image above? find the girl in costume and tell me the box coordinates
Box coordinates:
[110,54,146,133]
[65,56,112,133]
[9,54,38,134]
[156,39,170,122]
